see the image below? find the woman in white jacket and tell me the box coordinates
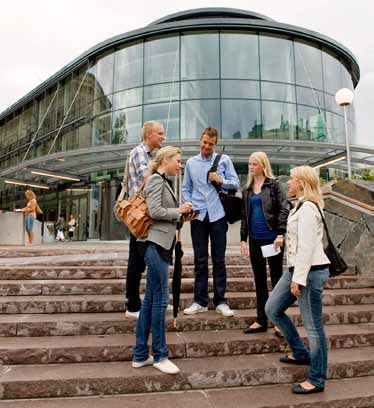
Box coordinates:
[265,166,330,394]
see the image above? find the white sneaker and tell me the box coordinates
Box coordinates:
[125,310,140,319]
[216,303,234,317]
[153,359,180,374]
[183,302,208,315]
[167,304,173,313]
[132,355,153,368]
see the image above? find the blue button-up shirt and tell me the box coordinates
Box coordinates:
[182,152,240,222]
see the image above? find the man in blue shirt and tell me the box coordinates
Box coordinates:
[182,127,240,317]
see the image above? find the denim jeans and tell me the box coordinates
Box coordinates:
[190,215,228,307]
[265,267,330,389]
[133,244,169,364]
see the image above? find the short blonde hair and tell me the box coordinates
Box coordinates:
[25,190,36,200]
[142,121,163,141]
[290,166,324,208]
[246,151,275,187]
[148,146,182,175]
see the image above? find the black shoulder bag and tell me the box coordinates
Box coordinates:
[295,201,348,277]
[207,154,242,224]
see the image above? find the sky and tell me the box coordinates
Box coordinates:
[1,0,373,147]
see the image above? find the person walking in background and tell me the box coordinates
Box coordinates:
[265,166,330,394]
[15,190,38,245]
[240,152,289,335]
[125,121,165,319]
[182,127,239,318]
[55,216,65,242]
[132,146,192,375]
[68,214,77,241]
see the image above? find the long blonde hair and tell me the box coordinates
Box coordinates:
[291,166,324,208]
[246,151,275,187]
[25,190,36,201]
[148,146,182,175]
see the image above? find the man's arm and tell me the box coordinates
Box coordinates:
[181,161,193,203]
[221,156,240,190]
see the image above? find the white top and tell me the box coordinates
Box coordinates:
[286,199,330,286]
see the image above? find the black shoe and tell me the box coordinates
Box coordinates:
[279,355,311,365]
[243,325,267,334]
[273,328,284,338]
[292,383,324,394]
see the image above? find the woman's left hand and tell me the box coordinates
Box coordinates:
[290,281,301,297]
[273,236,284,249]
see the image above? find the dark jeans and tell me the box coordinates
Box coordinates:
[126,233,146,312]
[190,215,228,307]
[133,244,169,363]
[248,238,284,327]
[265,268,329,389]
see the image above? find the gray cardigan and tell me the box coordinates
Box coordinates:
[144,173,181,250]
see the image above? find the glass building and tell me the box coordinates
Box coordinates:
[0,8,372,239]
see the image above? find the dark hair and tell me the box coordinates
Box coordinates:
[200,127,218,144]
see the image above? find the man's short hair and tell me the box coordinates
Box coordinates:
[200,127,218,144]
[142,121,162,141]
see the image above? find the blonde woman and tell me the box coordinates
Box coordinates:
[15,190,37,245]
[132,146,192,375]
[265,166,330,394]
[240,152,289,335]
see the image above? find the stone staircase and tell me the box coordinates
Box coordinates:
[0,249,374,407]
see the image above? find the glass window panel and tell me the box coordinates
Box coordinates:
[92,112,112,146]
[294,42,323,91]
[323,51,342,95]
[261,82,296,103]
[296,86,325,109]
[341,64,354,90]
[221,32,259,79]
[114,43,143,91]
[144,83,179,104]
[260,35,295,83]
[324,93,343,115]
[93,96,113,115]
[222,100,261,139]
[144,102,179,141]
[181,100,220,140]
[297,106,328,141]
[221,80,260,99]
[112,107,142,144]
[181,80,219,99]
[181,33,219,80]
[93,53,114,99]
[325,111,345,143]
[113,88,142,110]
[145,36,179,85]
[262,101,297,140]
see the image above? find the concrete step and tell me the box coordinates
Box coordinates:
[0,324,373,365]
[1,346,374,399]
[0,275,372,296]
[1,304,374,337]
[0,288,373,314]
[1,377,374,408]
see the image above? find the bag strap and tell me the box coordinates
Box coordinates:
[207,154,222,194]
[117,155,130,202]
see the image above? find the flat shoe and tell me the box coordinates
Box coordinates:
[243,326,267,334]
[273,329,284,338]
[292,383,324,394]
[279,355,310,365]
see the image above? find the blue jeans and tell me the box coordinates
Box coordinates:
[190,215,228,307]
[25,215,35,232]
[133,244,169,364]
[265,267,330,389]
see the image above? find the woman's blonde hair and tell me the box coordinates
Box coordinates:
[148,146,182,175]
[290,166,324,208]
[25,190,36,200]
[246,151,275,187]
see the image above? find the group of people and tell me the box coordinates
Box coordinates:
[55,214,77,242]
[127,121,330,394]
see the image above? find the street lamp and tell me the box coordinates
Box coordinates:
[335,88,354,179]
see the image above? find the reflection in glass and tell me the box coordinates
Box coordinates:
[114,43,143,91]
[297,86,325,110]
[221,33,259,79]
[323,51,342,95]
[92,113,112,146]
[222,100,261,139]
[324,93,342,115]
[181,80,219,99]
[93,96,113,116]
[262,101,297,140]
[260,35,295,83]
[294,42,323,91]
[144,102,179,140]
[145,37,179,85]
[113,88,142,110]
[221,80,260,99]
[297,105,328,141]
[112,107,142,144]
[181,33,219,80]
[261,82,296,103]
[93,53,114,99]
[341,64,354,90]
[325,111,345,143]
[144,83,179,104]
[181,100,220,140]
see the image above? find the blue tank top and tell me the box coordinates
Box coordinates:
[249,193,277,240]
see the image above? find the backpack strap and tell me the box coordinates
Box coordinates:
[207,154,222,194]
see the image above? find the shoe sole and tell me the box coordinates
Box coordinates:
[132,360,153,368]
[183,308,208,315]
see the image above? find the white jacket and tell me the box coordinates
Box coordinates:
[286,199,330,286]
